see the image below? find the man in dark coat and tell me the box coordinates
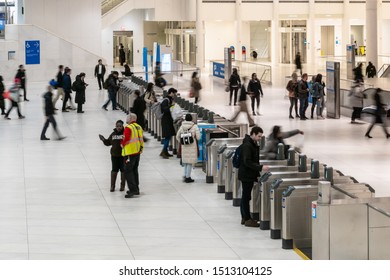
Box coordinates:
[62,67,74,112]
[130,90,146,129]
[119,44,126,66]
[15,64,28,101]
[94,59,106,90]
[40,82,65,140]
[295,52,302,76]
[74,72,88,113]
[102,71,120,111]
[238,126,269,227]
[366,61,377,78]
[160,88,177,159]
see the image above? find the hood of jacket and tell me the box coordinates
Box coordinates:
[180,121,195,130]
[112,128,123,135]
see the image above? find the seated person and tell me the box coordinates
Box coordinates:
[121,63,133,77]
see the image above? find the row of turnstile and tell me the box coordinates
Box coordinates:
[116,77,390,260]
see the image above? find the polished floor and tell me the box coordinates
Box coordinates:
[0,62,389,260]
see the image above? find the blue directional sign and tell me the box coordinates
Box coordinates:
[25,40,40,65]
[213,62,224,79]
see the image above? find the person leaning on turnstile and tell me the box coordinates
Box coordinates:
[263,125,304,159]
[238,126,269,227]
[160,88,177,159]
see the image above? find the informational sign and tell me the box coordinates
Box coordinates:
[242,46,246,61]
[312,203,317,218]
[224,47,232,85]
[212,62,224,79]
[25,40,40,65]
[346,44,355,80]
[230,46,235,60]
[0,20,5,31]
[143,47,148,81]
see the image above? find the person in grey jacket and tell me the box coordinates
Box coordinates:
[263,125,304,159]
[311,74,325,119]
[350,81,365,123]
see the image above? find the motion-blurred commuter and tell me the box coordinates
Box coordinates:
[263,126,303,159]
[52,65,64,110]
[353,63,364,82]
[102,71,120,111]
[231,76,255,127]
[176,114,200,183]
[40,81,65,141]
[4,78,25,120]
[295,52,302,76]
[99,120,125,192]
[62,67,75,112]
[0,75,5,115]
[15,64,28,101]
[365,88,390,139]
[190,71,202,104]
[121,113,144,198]
[238,126,269,227]
[94,59,106,90]
[350,81,365,124]
[247,73,263,116]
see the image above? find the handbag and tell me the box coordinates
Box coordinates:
[180,124,194,145]
[189,90,194,98]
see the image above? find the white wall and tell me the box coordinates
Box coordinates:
[204,21,236,62]
[102,9,145,68]
[0,24,100,83]
[315,19,343,57]
[381,19,390,55]
[24,0,101,56]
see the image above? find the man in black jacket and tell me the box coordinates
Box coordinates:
[102,71,120,111]
[52,65,64,110]
[238,126,269,227]
[94,59,106,90]
[15,64,28,101]
[41,82,65,141]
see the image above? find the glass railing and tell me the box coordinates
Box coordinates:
[101,0,125,15]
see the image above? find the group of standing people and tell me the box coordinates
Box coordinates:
[286,72,326,120]
[228,68,264,116]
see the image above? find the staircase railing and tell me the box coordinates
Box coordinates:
[377,64,390,78]
[101,0,125,15]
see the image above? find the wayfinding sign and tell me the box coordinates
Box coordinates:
[25,40,40,65]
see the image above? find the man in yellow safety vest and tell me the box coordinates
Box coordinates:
[121,113,144,198]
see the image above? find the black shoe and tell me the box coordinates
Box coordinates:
[296,114,300,118]
[127,190,140,195]
[62,109,69,112]
[125,192,138,198]
[77,111,85,113]
[387,134,390,139]
[365,133,372,139]
[113,108,119,110]
[185,177,195,183]
[53,108,59,111]
[289,115,294,119]
[19,116,25,119]
[24,99,29,102]
[252,112,256,116]
[102,106,108,111]
[40,136,50,140]
[304,116,309,120]
[300,117,306,121]
[4,116,10,120]
[58,136,66,141]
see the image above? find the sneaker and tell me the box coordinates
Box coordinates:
[4,116,10,120]
[19,116,25,119]
[58,136,67,141]
[126,190,140,195]
[244,219,259,227]
[40,136,50,141]
[102,106,108,111]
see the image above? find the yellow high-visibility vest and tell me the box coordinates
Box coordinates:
[122,123,144,156]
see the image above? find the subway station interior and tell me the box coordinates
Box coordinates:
[1,0,390,260]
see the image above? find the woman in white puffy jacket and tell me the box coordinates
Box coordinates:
[176,114,200,183]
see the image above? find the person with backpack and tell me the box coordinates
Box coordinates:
[247,72,264,116]
[160,88,177,159]
[311,73,325,119]
[238,126,269,227]
[286,72,299,119]
[228,68,241,106]
[175,114,200,183]
[52,65,64,110]
[61,67,75,112]
[102,71,120,111]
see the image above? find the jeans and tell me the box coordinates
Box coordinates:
[251,95,260,113]
[183,163,192,178]
[289,97,298,117]
[163,137,170,150]
[299,97,308,118]
[124,154,140,194]
[229,87,239,105]
[97,74,104,89]
[103,91,117,109]
[240,181,254,221]
[5,101,22,117]
[41,115,60,138]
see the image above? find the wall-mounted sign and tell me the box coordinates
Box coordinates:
[25,40,40,65]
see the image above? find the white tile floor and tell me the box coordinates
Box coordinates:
[1,63,390,260]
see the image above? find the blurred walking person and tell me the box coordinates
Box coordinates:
[190,72,202,104]
[231,76,255,127]
[4,78,25,120]
[365,88,390,139]
[52,65,64,110]
[15,64,28,101]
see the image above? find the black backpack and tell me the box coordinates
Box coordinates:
[103,77,110,90]
[232,144,242,168]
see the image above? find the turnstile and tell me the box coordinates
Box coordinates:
[282,182,375,250]
[217,144,239,193]
[270,175,357,239]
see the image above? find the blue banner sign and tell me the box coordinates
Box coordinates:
[212,62,224,79]
[25,40,40,65]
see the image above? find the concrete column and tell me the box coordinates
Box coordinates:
[308,0,316,64]
[342,0,351,57]
[236,0,243,61]
[271,0,280,64]
[366,0,378,68]
[196,0,205,68]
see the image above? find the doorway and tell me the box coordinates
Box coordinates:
[321,26,335,56]
[113,31,133,67]
[280,20,307,64]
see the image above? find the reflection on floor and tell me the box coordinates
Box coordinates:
[0,62,389,260]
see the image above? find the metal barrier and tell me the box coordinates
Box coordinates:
[217,144,240,193]
[232,167,241,207]
[224,150,235,200]
[282,182,374,251]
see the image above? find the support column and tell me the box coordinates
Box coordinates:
[342,0,351,57]
[308,0,316,65]
[366,0,378,68]
[271,0,280,64]
[236,0,243,61]
[196,0,205,69]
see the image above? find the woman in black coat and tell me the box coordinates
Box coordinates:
[365,88,390,138]
[74,73,87,113]
[160,88,177,159]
